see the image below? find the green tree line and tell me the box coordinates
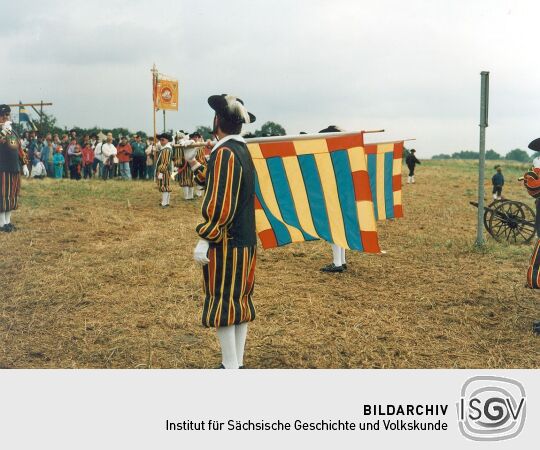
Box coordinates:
[432,148,532,162]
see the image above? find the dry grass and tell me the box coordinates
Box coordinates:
[1,160,538,369]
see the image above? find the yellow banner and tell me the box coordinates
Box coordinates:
[156,78,179,111]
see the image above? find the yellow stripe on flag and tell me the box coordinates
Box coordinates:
[314,153,348,248]
[282,156,318,237]
[293,138,328,155]
[376,152,386,220]
[252,159,304,242]
[357,201,377,232]
[393,157,401,176]
[247,143,264,159]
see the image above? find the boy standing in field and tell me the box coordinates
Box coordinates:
[492,165,504,200]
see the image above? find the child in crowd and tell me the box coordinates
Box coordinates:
[53,146,65,179]
[31,147,47,179]
[492,165,504,200]
[68,144,83,180]
[81,141,94,179]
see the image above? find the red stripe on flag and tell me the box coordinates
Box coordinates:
[254,196,263,210]
[393,142,404,159]
[363,144,378,154]
[326,134,364,152]
[392,175,402,192]
[361,231,381,253]
[352,170,372,201]
[259,142,296,158]
[258,229,278,249]
[393,204,404,218]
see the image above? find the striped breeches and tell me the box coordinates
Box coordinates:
[202,244,256,328]
[177,166,194,187]
[156,173,172,192]
[0,171,21,212]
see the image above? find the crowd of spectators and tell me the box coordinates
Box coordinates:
[19,129,157,181]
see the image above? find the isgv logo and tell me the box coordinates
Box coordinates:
[457,376,526,441]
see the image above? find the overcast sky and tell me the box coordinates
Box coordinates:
[3,0,540,156]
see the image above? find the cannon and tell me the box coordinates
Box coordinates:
[470,199,537,244]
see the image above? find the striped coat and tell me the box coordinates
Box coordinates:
[194,136,257,328]
[175,147,206,187]
[0,133,28,212]
[155,144,172,193]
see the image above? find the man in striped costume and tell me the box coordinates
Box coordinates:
[0,105,30,232]
[175,132,207,200]
[155,132,173,208]
[186,94,257,369]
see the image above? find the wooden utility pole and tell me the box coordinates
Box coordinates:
[476,71,490,246]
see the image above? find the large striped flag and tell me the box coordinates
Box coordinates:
[246,132,381,253]
[364,140,404,220]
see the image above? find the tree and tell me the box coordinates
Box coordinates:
[485,149,501,160]
[505,148,529,162]
[194,125,213,140]
[255,121,286,137]
[452,150,479,159]
[432,154,451,160]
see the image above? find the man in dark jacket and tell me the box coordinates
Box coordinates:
[406,149,421,183]
[186,94,257,369]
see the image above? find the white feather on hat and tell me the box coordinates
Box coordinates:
[224,95,250,124]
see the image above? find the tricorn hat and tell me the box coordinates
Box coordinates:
[189,131,202,139]
[156,132,172,142]
[208,94,256,124]
[0,104,11,115]
[528,138,540,152]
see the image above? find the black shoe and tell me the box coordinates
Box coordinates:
[533,321,540,335]
[160,204,169,208]
[216,363,225,369]
[2,223,15,232]
[320,263,344,273]
[342,264,347,270]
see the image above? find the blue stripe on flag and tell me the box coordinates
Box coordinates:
[266,158,316,242]
[367,154,378,220]
[384,151,394,219]
[297,154,332,242]
[254,175,292,246]
[330,150,363,250]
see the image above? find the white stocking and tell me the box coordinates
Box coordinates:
[4,211,11,224]
[182,186,189,199]
[0,212,5,226]
[235,323,248,367]
[165,192,171,205]
[217,326,239,369]
[340,247,346,265]
[161,192,167,206]
[187,187,194,199]
[331,243,342,267]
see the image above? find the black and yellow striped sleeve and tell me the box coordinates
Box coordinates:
[196,148,243,243]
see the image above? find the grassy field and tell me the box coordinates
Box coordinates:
[1,160,538,369]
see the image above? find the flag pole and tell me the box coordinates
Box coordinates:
[151,64,157,141]
[245,129,385,145]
